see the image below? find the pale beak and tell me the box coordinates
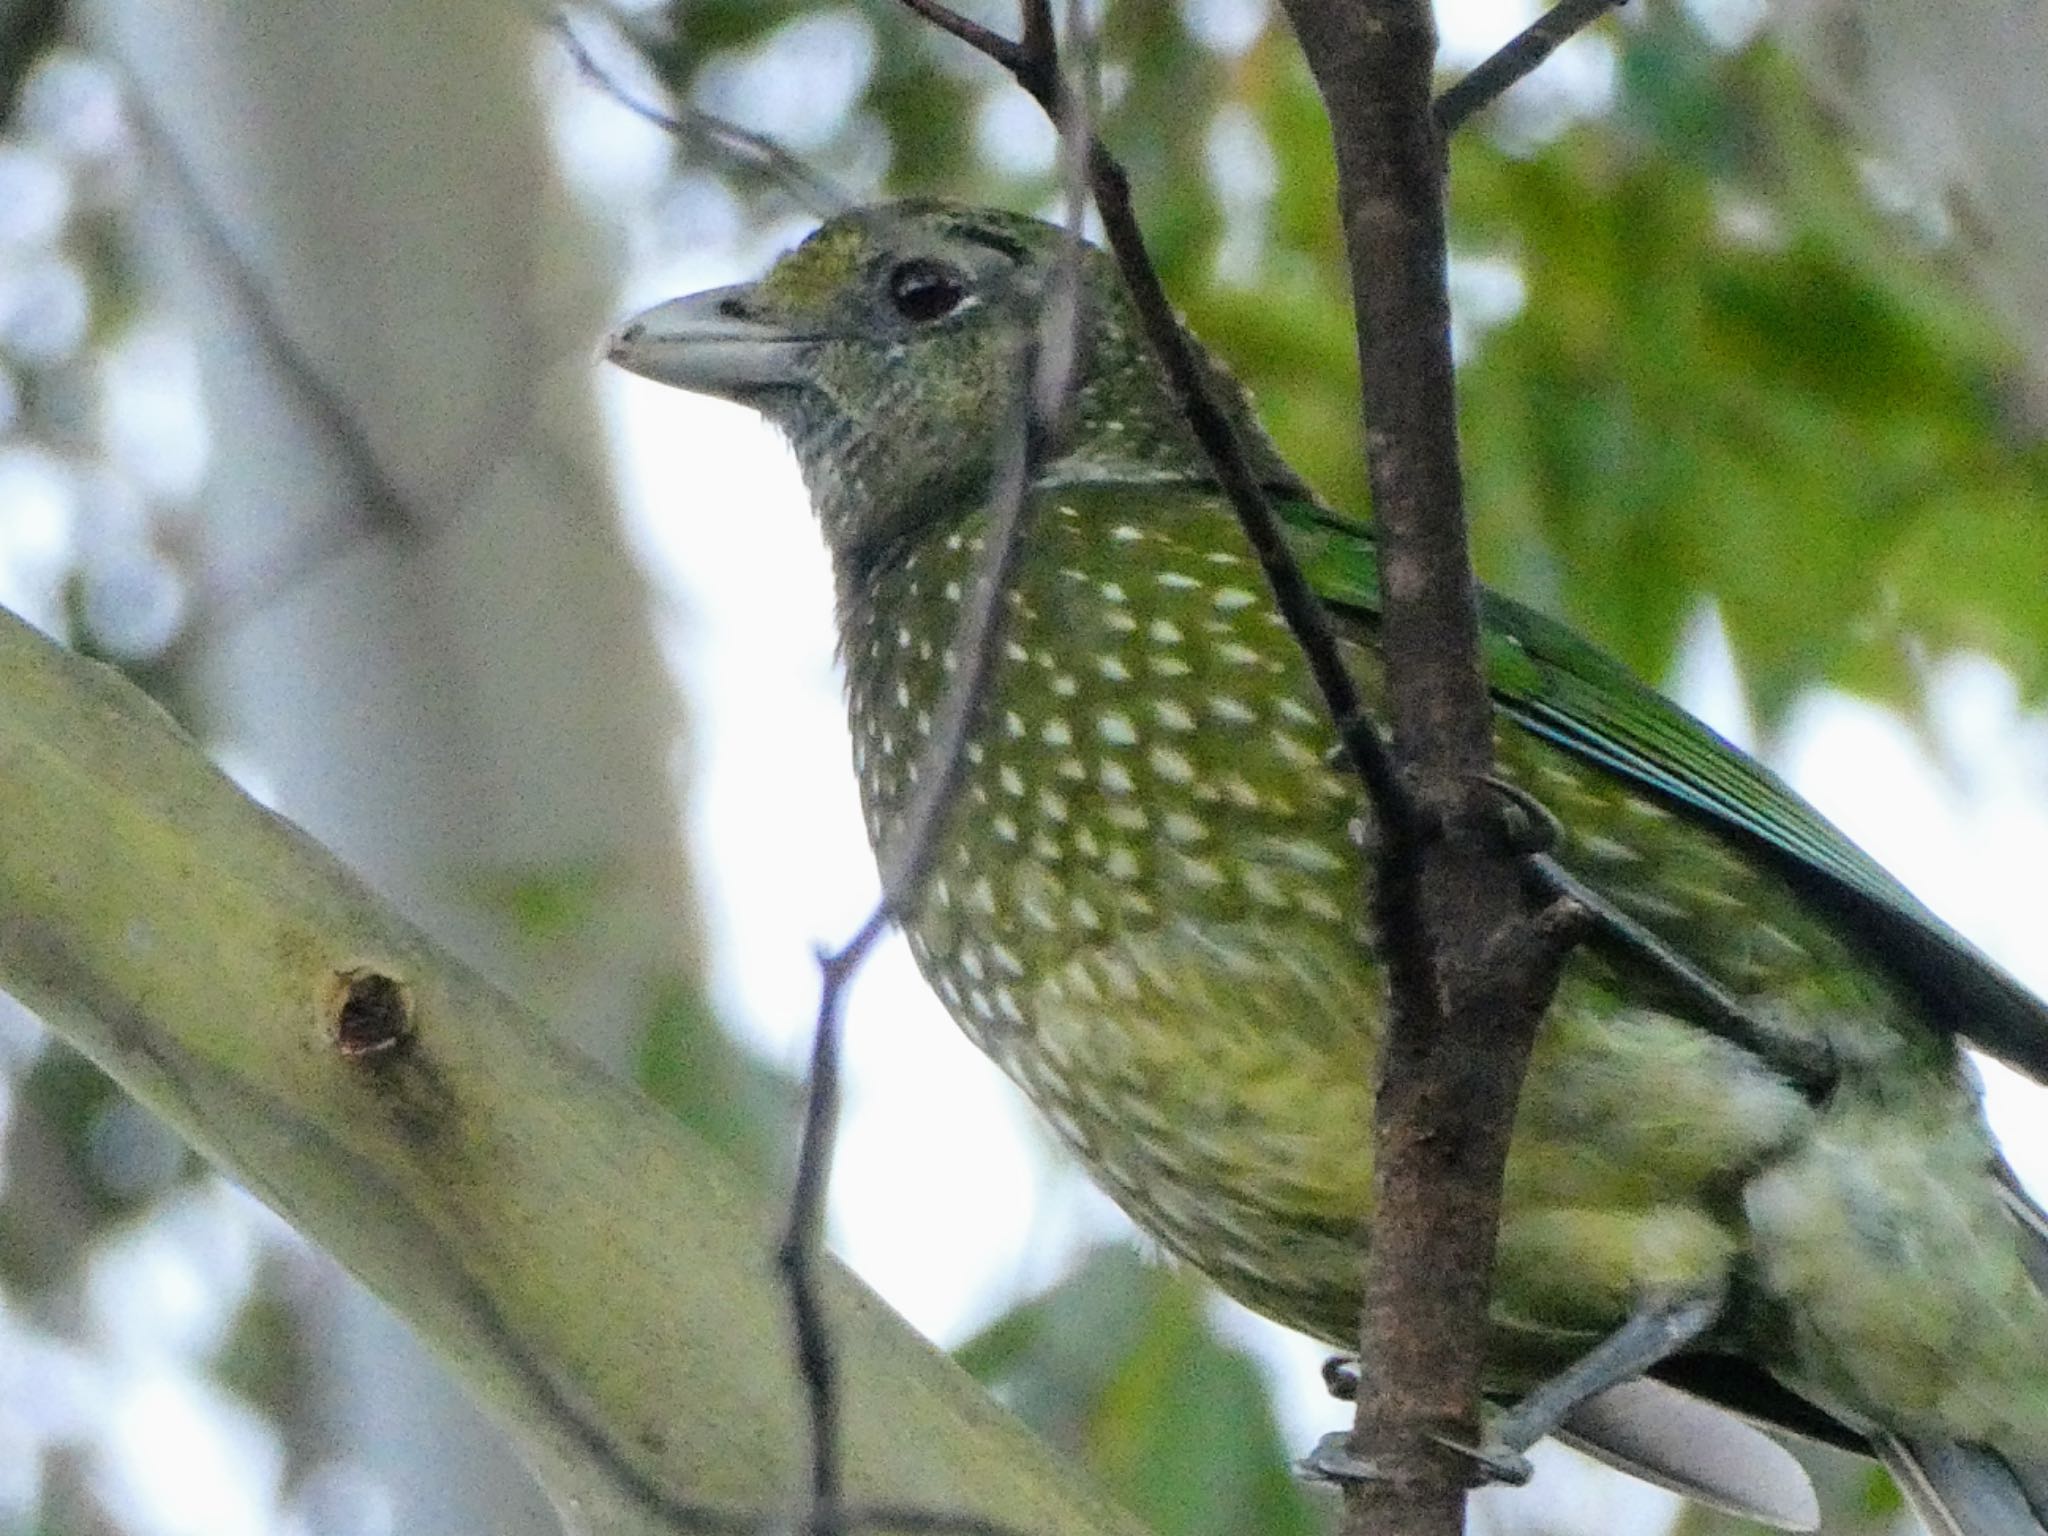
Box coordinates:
[605,284,815,395]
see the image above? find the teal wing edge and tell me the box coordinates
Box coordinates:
[1276,499,2048,1085]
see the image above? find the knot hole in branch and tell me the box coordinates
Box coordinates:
[329,967,414,1058]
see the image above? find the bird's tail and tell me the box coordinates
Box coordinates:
[1879,1436,2048,1536]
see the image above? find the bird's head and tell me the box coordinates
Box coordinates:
[609,200,1297,566]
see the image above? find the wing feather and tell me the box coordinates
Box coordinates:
[1276,500,2048,1081]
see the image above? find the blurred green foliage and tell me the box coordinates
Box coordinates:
[960,1245,1320,1536]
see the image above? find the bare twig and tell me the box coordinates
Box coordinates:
[1434,0,1629,134]
[552,10,848,218]
[779,18,1096,1532]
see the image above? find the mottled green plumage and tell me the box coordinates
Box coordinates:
[610,202,2048,1532]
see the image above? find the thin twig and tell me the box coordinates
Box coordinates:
[894,0,1027,71]
[1433,0,1628,134]
[779,19,1097,1530]
[552,9,849,218]
[778,910,888,1519]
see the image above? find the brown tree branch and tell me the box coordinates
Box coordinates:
[1274,4,1568,1536]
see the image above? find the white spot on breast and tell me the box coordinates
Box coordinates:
[1112,525,1144,542]
[1104,846,1140,880]
[1218,642,1266,667]
[999,764,1026,796]
[1273,837,1345,873]
[1038,788,1070,822]
[1107,804,1150,832]
[1208,696,1257,725]
[1275,698,1321,726]
[1042,719,1074,747]
[1157,571,1201,590]
[1149,619,1184,645]
[1163,812,1209,844]
[1052,674,1080,697]
[1100,581,1128,603]
[1099,760,1136,794]
[992,814,1019,842]
[1242,866,1289,907]
[1296,890,1347,923]
[1149,746,1196,783]
[1272,733,1322,768]
[1220,775,1262,809]
[1098,713,1139,746]
[1153,700,1196,732]
[1098,655,1132,682]
[1213,587,1259,611]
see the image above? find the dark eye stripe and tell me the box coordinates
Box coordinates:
[946,222,1030,263]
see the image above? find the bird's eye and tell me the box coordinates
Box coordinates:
[887,259,969,323]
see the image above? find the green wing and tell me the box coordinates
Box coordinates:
[1280,500,2048,1081]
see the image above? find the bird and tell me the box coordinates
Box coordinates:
[609,199,2048,1535]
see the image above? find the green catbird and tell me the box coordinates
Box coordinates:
[609,201,2048,1535]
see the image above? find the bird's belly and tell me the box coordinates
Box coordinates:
[904,908,1816,1365]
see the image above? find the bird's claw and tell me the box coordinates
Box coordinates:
[1300,1431,1385,1486]
[1426,1429,1535,1488]
[1299,1427,1534,1490]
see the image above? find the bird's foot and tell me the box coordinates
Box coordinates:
[1426,1422,1535,1488]
[1300,1431,1385,1486]
[1298,1427,1534,1490]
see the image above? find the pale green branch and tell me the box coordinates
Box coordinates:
[0,603,1144,1536]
